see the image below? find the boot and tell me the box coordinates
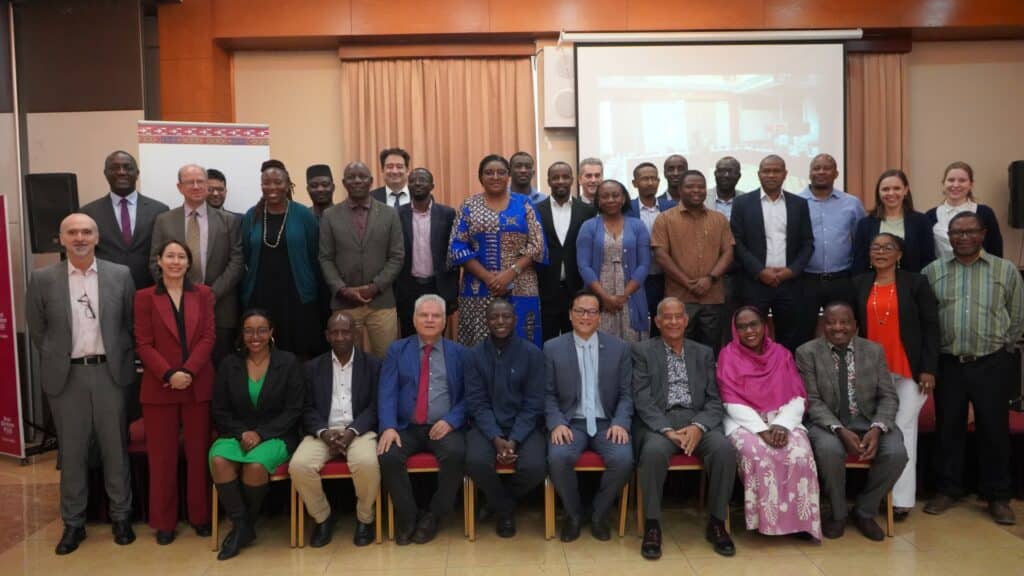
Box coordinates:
[241,482,270,525]
[215,480,255,561]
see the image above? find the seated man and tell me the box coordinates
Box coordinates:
[464,299,547,537]
[289,310,381,548]
[796,302,908,541]
[545,290,634,542]
[633,297,737,559]
[377,295,467,545]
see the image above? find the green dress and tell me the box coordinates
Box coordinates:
[208,373,290,473]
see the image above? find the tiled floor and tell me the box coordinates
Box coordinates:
[2,452,1023,575]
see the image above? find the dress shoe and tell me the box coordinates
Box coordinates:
[705,518,735,557]
[560,516,582,543]
[893,508,911,523]
[641,523,662,560]
[353,520,375,547]
[590,516,611,541]
[155,530,176,545]
[191,523,212,537]
[924,494,957,515]
[989,500,1017,525]
[822,518,846,539]
[395,525,415,546]
[411,511,438,544]
[112,520,135,545]
[495,514,516,538]
[55,524,86,555]
[217,517,255,561]
[309,514,336,548]
[852,514,885,541]
[477,504,494,522]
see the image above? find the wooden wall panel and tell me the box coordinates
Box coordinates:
[213,0,351,38]
[160,0,232,122]
[626,0,764,31]
[490,0,626,33]
[351,0,487,36]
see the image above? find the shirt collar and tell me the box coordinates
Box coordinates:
[573,332,597,347]
[185,202,208,218]
[331,347,355,369]
[802,186,841,201]
[412,199,433,214]
[387,185,409,197]
[552,195,573,208]
[348,197,371,210]
[418,336,443,352]
[111,191,138,206]
[662,339,684,358]
[679,203,707,215]
[829,342,852,355]
[760,189,785,203]
[947,250,993,266]
[67,259,98,276]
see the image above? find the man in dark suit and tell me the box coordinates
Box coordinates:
[395,168,458,337]
[535,162,595,343]
[370,147,411,207]
[27,213,137,555]
[545,290,634,542]
[306,163,336,219]
[629,162,677,338]
[632,297,736,559]
[796,303,907,541]
[205,168,242,221]
[150,164,244,365]
[377,295,467,545]
[730,155,815,351]
[81,150,169,289]
[289,311,381,548]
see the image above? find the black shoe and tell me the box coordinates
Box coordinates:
[989,500,1017,525]
[310,514,336,548]
[191,523,212,537]
[822,518,846,539]
[395,524,415,546]
[641,523,662,560]
[55,525,86,555]
[411,512,439,544]
[924,494,957,515]
[477,504,494,522]
[590,516,611,541]
[852,514,885,541]
[217,518,255,561]
[893,508,911,523]
[705,518,735,557]
[112,520,135,545]
[353,520,375,547]
[560,516,582,543]
[155,530,176,545]
[496,514,516,538]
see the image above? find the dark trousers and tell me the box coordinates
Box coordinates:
[719,273,742,348]
[541,282,572,344]
[645,274,665,338]
[802,271,854,336]
[142,400,211,531]
[547,419,633,521]
[465,427,546,516]
[637,424,735,522]
[398,277,446,338]
[935,351,1014,500]
[743,277,808,352]
[213,327,235,369]
[378,424,466,533]
[684,303,724,356]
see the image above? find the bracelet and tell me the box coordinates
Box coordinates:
[511,263,521,276]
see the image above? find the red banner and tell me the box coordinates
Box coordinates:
[0,196,25,459]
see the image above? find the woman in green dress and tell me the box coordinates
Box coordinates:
[209,309,304,560]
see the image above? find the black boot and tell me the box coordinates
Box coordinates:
[241,482,270,525]
[216,480,255,561]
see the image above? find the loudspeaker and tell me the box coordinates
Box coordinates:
[25,173,79,253]
[1010,161,1024,229]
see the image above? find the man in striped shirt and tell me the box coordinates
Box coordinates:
[922,211,1024,525]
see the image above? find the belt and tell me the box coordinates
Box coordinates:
[412,276,436,285]
[806,270,850,281]
[70,355,106,365]
[943,351,1000,364]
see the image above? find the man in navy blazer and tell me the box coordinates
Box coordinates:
[730,155,815,351]
[629,162,677,338]
[290,311,382,548]
[377,294,467,545]
[545,290,634,542]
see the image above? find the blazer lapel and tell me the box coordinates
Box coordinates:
[816,339,841,409]
[56,263,73,345]
[156,290,179,340]
[654,340,670,406]
[183,289,200,346]
[538,202,557,247]
[205,209,222,280]
[429,204,445,273]
[564,335,582,407]
[318,353,334,416]
[98,197,128,250]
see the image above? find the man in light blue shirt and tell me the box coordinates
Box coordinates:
[509,151,547,204]
[705,156,745,347]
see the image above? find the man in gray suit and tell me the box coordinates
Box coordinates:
[27,213,137,555]
[150,164,244,364]
[632,297,737,559]
[545,290,633,543]
[319,161,404,358]
[796,302,907,541]
[80,150,169,289]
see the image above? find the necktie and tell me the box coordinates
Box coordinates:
[582,342,597,437]
[187,211,202,283]
[392,193,401,209]
[414,343,433,424]
[836,347,851,426]
[119,198,132,246]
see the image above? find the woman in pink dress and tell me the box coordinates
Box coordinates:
[717,306,822,541]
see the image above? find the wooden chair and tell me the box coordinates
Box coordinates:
[634,453,730,535]
[462,462,516,541]
[386,452,468,540]
[295,458,383,547]
[845,454,895,537]
[543,450,629,540]
[210,463,294,550]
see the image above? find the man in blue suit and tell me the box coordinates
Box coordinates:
[545,290,634,542]
[630,162,677,338]
[377,294,467,545]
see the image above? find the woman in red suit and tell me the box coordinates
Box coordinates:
[135,239,217,544]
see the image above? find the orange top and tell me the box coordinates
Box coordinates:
[866,283,913,379]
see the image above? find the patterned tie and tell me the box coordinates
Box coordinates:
[186,211,202,283]
[119,198,132,246]
[582,342,597,437]
[392,193,401,209]
[414,343,433,424]
[836,346,851,426]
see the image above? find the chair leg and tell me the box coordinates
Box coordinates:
[211,484,219,551]
[544,477,555,540]
[466,477,477,541]
[297,492,306,548]
[387,493,395,541]
[375,486,383,544]
[635,475,644,537]
[618,481,629,538]
[698,470,707,515]
[886,490,895,537]
[289,481,297,548]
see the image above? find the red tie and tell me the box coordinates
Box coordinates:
[414,343,433,424]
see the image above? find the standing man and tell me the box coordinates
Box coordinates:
[205,168,241,220]
[150,164,244,365]
[630,162,676,337]
[319,161,405,358]
[509,151,547,204]
[290,310,381,548]
[378,295,467,544]
[923,212,1024,525]
[578,157,604,205]
[545,291,634,542]
[306,164,336,220]
[371,147,411,208]
[705,156,745,344]
[662,154,689,205]
[81,150,169,289]
[536,162,596,342]
[464,299,547,537]
[395,168,458,337]
[730,155,815,351]
[27,213,137,555]
[798,154,866,319]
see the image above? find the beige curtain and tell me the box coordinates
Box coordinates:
[340,58,536,207]
[846,53,908,209]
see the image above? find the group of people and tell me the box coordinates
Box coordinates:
[26,146,1023,563]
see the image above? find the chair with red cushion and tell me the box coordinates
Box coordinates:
[210,463,294,550]
[386,452,468,540]
[543,450,630,540]
[845,454,894,537]
[295,458,383,547]
[632,453,728,536]
[462,462,516,541]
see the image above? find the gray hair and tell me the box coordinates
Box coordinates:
[414,294,446,317]
[656,296,688,317]
[579,157,604,171]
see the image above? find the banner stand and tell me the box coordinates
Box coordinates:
[0,196,26,460]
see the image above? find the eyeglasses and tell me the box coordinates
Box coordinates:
[571,308,600,318]
[949,228,984,238]
[76,293,96,320]
[482,169,509,178]
[735,320,762,331]
[243,327,271,337]
[869,244,898,253]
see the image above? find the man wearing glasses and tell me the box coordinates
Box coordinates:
[27,213,137,555]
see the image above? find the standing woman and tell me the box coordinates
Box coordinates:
[135,240,216,544]
[577,179,650,342]
[926,161,1003,260]
[208,309,305,560]
[449,154,547,347]
[851,169,935,273]
[240,160,324,359]
[852,233,939,521]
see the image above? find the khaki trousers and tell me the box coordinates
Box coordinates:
[289,432,380,524]
[346,306,398,358]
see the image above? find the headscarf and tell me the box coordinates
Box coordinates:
[716,307,806,413]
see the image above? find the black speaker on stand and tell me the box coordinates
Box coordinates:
[1009,161,1024,411]
[24,172,79,254]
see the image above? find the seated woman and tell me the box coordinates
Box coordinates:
[209,309,305,560]
[717,306,822,541]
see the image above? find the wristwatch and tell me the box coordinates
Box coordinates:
[511,263,522,276]
[708,272,720,282]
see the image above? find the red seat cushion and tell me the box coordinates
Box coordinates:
[320,459,353,476]
[407,452,440,471]
[271,463,290,478]
[845,454,873,465]
[575,450,606,469]
[495,462,516,473]
[919,395,937,433]
[128,418,146,454]
[668,453,702,468]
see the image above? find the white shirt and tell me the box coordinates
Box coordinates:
[761,190,788,268]
[68,260,105,358]
[110,191,139,236]
[933,200,977,260]
[551,197,573,280]
[386,185,411,207]
[324,348,356,434]
[637,201,662,275]
[184,202,209,279]
[722,396,806,437]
